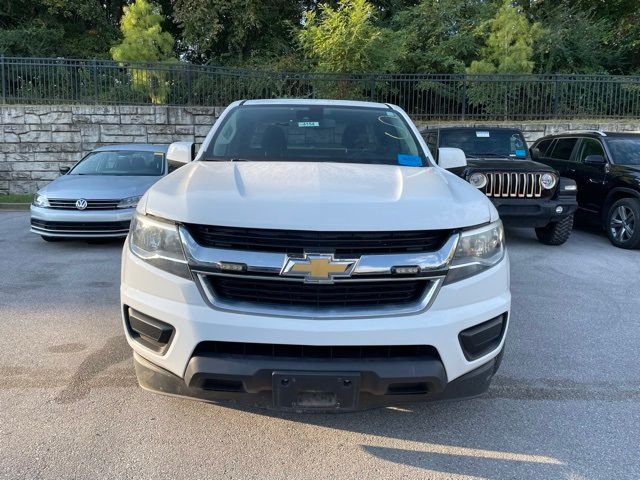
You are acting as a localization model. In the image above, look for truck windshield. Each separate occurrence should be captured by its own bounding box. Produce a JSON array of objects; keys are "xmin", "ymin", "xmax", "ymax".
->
[
  {"xmin": 439, "ymin": 129, "xmax": 529, "ymax": 159},
  {"xmin": 606, "ymin": 138, "xmax": 640, "ymax": 166},
  {"xmin": 70, "ymin": 151, "xmax": 165, "ymax": 176},
  {"xmin": 202, "ymin": 104, "xmax": 428, "ymax": 167}
]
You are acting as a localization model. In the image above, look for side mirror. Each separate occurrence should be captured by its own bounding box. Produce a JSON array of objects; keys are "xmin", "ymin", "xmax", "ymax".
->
[
  {"xmin": 584, "ymin": 154, "xmax": 606, "ymax": 165},
  {"xmin": 167, "ymin": 141, "xmax": 195, "ymax": 165},
  {"xmin": 530, "ymin": 147, "xmax": 541, "ymax": 160},
  {"xmin": 438, "ymin": 147, "xmax": 467, "ymax": 169},
  {"xmin": 59, "ymin": 165, "xmax": 70, "ymax": 175}
]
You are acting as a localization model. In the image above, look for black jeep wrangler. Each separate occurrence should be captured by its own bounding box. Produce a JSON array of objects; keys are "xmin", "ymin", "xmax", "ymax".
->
[{"xmin": 423, "ymin": 127, "xmax": 578, "ymax": 245}]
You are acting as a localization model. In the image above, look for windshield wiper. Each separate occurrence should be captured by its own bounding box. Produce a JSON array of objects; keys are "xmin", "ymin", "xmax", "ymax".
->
[{"xmin": 472, "ymin": 152, "xmax": 508, "ymax": 157}]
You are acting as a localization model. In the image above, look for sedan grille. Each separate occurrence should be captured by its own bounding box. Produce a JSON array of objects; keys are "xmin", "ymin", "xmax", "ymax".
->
[
  {"xmin": 206, "ymin": 276, "xmax": 431, "ymax": 309},
  {"xmin": 185, "ymin": 225, "xmax": 452, "ymax": 255},
  {"xmin": 31, "ymin": 219, "xmax": 131, "ymax": 233},
  {"xmin": 483, "ymin": 172, "xmax": 543, "ymax": 198},
  {"xmin": 48, "ymin": 199, "xmax": 121, "ymax": 210}
]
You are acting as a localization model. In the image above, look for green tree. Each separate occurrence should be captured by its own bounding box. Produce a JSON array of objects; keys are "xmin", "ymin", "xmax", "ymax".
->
[
  {"xmin": 299, "ymin": 0, "xmax": 399, "ymax": 74},
  {"xmin": 172, "ymin": 0, "xmax": 300, "ymax": 66},
  {"xmin": 468, "ymin": 0, "xmax": 542, "ymax": 74},
  {"xmin": 393, "ymin": 0, "xmax": 494, "ymax": 73},
  {"xmin": 0, "ymin": 0, "xmax": 120, "ymax": 58},
  {"xmin": 110, "ymin": 0, "xmax": 175, "ymax": 103}
]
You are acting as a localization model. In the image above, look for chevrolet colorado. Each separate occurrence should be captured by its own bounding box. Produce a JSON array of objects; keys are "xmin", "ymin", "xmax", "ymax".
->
[{"xmin": 121, "ymin": 99, "xmax": 511, "ymax": 411}]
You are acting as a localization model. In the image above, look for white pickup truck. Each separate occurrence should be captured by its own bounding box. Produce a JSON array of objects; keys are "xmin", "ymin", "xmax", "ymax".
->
[{"xmin": 121, "ymin": 99, "xmax": 510, "ymax": 411}]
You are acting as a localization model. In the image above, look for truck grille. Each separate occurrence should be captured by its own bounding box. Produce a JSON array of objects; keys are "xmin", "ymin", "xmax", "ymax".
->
[
  {"xmin": 185, "ymin": 225, "xmax": 451, "ymax": 255},
  {"xmin": 206, "ymin": 276, "xmax": 430, "ymax": 308},
  {"xmin": 48, "ymin": 199, "xmax": 121, "ymax": 210},
  {"xmin": 483, "ymin": 172, "xmax": 543, "ymax": 198}
]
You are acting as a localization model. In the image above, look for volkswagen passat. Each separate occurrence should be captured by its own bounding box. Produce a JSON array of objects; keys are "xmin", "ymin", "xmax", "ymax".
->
[{"xmin": 30, "ymin": 144, "xmax": 184, "ymax": 241}]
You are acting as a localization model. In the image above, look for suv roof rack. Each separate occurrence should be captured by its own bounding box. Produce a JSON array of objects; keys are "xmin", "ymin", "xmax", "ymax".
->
[{"xmin": 560, "ymin": 130, "xmax": 607, "ymax": 137}]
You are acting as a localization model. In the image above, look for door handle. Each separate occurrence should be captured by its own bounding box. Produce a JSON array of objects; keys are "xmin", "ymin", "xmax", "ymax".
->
[{"xmin": 567, "ymin": 168, "xmax": 576, "ymax": 173}]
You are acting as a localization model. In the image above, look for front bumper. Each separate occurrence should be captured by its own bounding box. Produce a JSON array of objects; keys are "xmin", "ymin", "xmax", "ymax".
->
[
  {"xmin": 121, "ymin": 242, "xmax": 511, "ymax": 410},
  {"xmin": 30, "ymin": 205, "xmax": 134, "ymax": 238},
  {"xmin": 491, "ymin": 195, "xmax": 577, "ymax": 227}
]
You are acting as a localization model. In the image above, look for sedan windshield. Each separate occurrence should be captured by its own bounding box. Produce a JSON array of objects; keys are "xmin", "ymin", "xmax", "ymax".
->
[
  {"xmin": 606, "ymin": 138, "xmax": 640, "ymax": 166},
  {"xmin": 70, "ymin": 150, "xmax": 165, "ymax": 176},
  {"xmin": 439, "ymin": 130, "xmax": 529, "ymax": 159},
  {"xmin": 202, "ymin": 105, "xmax": 427, "ymax": 167}
]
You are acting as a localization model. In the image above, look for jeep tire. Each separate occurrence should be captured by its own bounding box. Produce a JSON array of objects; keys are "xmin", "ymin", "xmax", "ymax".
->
[{"xmin": 535, "ymin": 214, "xmax": 573, "ymax": 245}]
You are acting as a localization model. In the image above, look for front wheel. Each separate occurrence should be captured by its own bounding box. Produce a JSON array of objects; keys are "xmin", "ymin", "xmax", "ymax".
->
[
  {"xmin": 535, "ymin": 214, "xmax": 574, "ymax": 245},
  {"xmin": 606, "ymin": 198, "xmax": 640, "ymax": 249}
]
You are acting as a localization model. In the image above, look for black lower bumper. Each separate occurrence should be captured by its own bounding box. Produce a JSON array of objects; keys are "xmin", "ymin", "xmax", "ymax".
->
[
  {"xmin": 133, "ymin": 350, "xmax": 501, "ymax": 412},
  {"xmin": 492, "ymin": 196, "xmax": 577, "ymax": 227}
]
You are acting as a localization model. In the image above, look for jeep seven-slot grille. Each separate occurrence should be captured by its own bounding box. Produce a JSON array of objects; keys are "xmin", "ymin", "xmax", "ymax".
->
[
  {"xmin": 207, "ymin": 276, "xmax": 430, "ymax": 308},
  {"xmin": 48, "ymin": 199, "xmax": 121, "ymax": 210},
  {"xmin": 483, "ymin": 172, "xmax": 543, "ymax": 198},
  {"xmin": 185, "ymin": 225, "xmax": 451, "ymax": 255}
]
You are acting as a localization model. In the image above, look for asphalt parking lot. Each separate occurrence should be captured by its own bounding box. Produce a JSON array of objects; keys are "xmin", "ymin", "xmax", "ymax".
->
[{"xmin": 1, "ymin": 211, "xmax": 639, "ymax": 480}]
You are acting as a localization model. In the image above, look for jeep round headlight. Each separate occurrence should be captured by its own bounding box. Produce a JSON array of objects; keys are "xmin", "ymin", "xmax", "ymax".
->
[
  {"xmin": 129, "ymin": 214, "xmax": 191, "ymax": 279},
  {"xmin": 540, "ymin": 173, "xmax": 556, "ymax": 190},
  {"xmin": 33, "ymin": 193, "xmax": 50, "ymax": 208},
  {"xmin": 445, "ymin": 220, "xmax": 505, "ymax": 284},
  {"xmin": 468, "ymin": 173, "xmax": 487, "ymax": 189}
]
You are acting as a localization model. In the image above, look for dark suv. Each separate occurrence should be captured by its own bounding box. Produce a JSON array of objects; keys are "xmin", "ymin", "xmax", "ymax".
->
[
  {"xmin": 531, "ymin": 131, "xmax": 640, "ymax": 249},
  {"xmin": 423, "ymin": 127, "xmax": 578, "ymax": 245}
]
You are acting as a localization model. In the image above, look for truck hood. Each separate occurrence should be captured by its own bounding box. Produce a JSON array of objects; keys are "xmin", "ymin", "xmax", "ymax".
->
[
  {"xmin": 145, "ymin": 161, "xmax": 495, "ymax": 231},
  {"xmin": 465, "ymin": 157, "xmax": 556, "ymax": 172},
  {"xmin": 40, "ymin": 174, "xmax": 161, "ymax": 200}
]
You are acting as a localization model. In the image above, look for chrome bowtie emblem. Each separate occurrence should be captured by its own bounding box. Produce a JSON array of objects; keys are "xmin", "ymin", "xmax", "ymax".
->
[
  {"xmin": 281, "ymin": 254, "xmax": 358, "ymax": 284},
  {"xmin": 75, "ymin": 198, "xmax": 88, "ymax": 210}
]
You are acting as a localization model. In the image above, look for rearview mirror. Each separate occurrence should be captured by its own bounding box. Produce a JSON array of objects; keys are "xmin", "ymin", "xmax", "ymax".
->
[
  {"xmin": 167, "ymin": 141, "xmax": 195, "ymax": 165},
  {"xmin": 584, "ymin": 154, "xmax": 606, "ymax": 165},
  {"xmin": 59, "ymin": 165, "xmax": 70, "ymax": 175},
  {"xmin": 438, "ymin": 147, "xmax": 467, "ymax": 169}
]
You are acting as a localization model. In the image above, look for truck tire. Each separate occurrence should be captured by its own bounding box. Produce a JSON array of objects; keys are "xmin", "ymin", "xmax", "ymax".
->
[
  {"xmin": 535, "ymin": 214, "xmax": 573, "ymax": 245},
  {"xmin": 606, "ymin": 198, "xmax": 640, "ymax": 249}
]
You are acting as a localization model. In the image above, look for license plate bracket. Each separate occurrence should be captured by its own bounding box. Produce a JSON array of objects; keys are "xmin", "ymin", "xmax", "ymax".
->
[{"xmin": 272, "ymin": 371, "xmax": 360, "ymax": 410}]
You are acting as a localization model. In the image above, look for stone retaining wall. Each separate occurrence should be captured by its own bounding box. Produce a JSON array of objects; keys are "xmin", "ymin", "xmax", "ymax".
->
[{"xmin": 1, "ymin": 104, "xmax": 639, "ymax": 195}]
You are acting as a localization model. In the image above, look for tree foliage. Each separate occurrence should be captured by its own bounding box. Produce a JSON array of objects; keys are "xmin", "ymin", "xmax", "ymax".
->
[
  {"xmin": 299, "ymin": 0, "xmax": 398, "ymax": 73},
  {"xmin": 468, "ymin": 0, "xmax": 542, "ymax": 74}
]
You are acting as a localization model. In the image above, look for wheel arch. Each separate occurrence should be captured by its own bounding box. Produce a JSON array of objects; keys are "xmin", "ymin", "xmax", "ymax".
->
[{"xmin": 601, "ymin": 188, "xmax": 640, "ymax": 226}]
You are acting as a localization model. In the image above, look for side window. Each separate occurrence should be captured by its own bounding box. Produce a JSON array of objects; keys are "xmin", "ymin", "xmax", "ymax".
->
[
  {"xmin": 424, "ymin": 132, "xmax": 437, "ymax": 158},
  {"xmin": 577, "ymin": 138, "xmax": 606, "ymax": 162},
  {"xmin": 536, "ymin": 139, "xmax": 553, "ymax": 155},
  {"xmin": 550, "ymin": 138, "xmax": 578, "ymax": 161},
  {"xmin": 167, "ymin": 160, "xmax": 183, "ymax": 174}
]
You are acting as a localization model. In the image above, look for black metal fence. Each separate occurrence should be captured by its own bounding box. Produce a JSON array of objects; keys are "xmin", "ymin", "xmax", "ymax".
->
[{"xmin": 2, "ymin": 56, "xmax": 640, "ymax": 121}]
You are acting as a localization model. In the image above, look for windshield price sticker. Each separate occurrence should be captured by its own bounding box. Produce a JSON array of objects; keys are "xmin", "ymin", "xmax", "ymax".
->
[{"xmin": 476, "ymin": 131, "xmax": 490, "ymax": 138}]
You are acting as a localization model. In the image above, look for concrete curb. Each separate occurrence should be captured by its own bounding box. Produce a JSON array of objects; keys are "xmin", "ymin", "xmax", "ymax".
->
[{"xmin": 0, "ymin": 203, "xmax": 30, "ymax": 211}]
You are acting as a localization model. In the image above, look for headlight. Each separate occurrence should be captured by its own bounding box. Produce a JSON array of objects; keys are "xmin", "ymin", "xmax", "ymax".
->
[
  {"xmin": 33, "ymin": 194, "xmax": 50, "ymax": 208},
  {"xmin": 129, "ymin": 214, "xmax": 191, "ymax": 279},
  {"xmin": 118, "ymin": 195, "xmax": 142, "ymax": 209},
  {"xmin": 540, "ymin": 173, "xmax": 556, "ymax": 190},
  {"xmin": 468, "ymin": 173, "xmax": 487, "ymax": 189},
  {"xmin": 445, "ymin": 220, "xmax": 505, "ymax": 284}
]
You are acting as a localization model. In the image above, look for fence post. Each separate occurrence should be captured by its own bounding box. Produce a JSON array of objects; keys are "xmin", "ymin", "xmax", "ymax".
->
[
  {"xmin": 92, "ymin": 58, "xmax": 98, "ymax": 104},
  {"xmin": 553, "ymin": 74, "xmax": 559, "ymax": 119},
  {"xmin": 461, "ymin": 75, "xmax": 467, "ymax": 121},
  {"xmin": 0, "ymin": 55, "xmax": 5, "ymax": 104},
  {"xmin": 370, "ymin": 73, "xmax": 376, "ymax": 102},
  {"xmin": 186, "ymin": 65, "xmax": 192, "ymax": 105}
]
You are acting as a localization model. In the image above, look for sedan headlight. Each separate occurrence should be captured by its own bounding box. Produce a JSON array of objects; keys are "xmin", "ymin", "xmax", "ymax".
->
[
  {"xmin": 445, "ymin": 220, "xmax": 505, "ymax": 284},
  {"xmin": 129, "ymin": 214, "xmax": 191, "ymax": 279},
  {"xmin": 540, "ymin": 173, "xmax": 557, "ymax": 190},
  {"xmin": 118, "ymin": 195, "xmax": 142, "ymax": 209},
  {"xmin": 33, "ymin": 194, "xmax": 50, "ymax": 208}
]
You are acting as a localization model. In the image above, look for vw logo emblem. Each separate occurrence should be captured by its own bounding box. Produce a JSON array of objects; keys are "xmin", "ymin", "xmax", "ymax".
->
[{"xmin": 75, "ymin": 198, "xmax": 88, "ymax": 210}]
